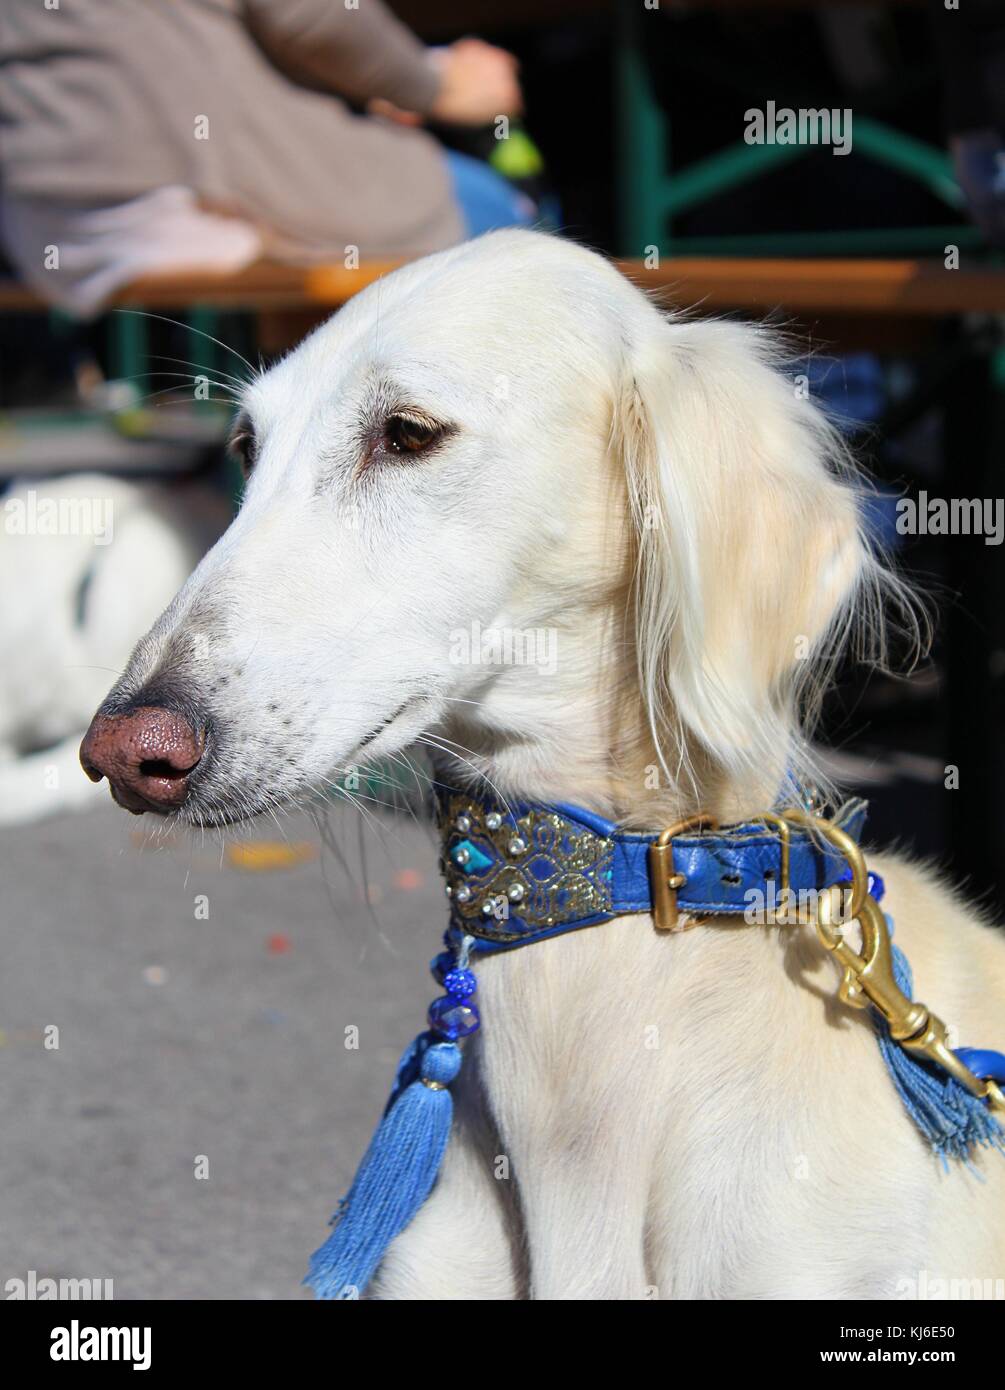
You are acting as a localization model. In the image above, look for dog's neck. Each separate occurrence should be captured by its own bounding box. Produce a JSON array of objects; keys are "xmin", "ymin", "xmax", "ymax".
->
[{"xmin": 436, "ymin": 640, "xmax": 755, "ymax": 830}]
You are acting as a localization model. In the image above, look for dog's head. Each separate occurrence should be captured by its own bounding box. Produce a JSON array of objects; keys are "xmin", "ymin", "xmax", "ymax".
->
[{"xmin": 81, "ymin": 230, "xmax": 895, "ymax": 825}]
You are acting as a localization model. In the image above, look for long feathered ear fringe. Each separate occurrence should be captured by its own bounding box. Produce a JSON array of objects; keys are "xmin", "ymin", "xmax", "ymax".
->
[
  {"xmin": 875, "ymin": 936, "xmax": 1004, "ymax": 1167},
  {"xmin": 304, "ymin": 1033, "xmax": 461, "ymax": 1300}
]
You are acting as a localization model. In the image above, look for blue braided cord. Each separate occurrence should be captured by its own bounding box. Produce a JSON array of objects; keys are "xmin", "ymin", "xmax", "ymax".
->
[
  {"xmin": 873, "ymin": 930, "xmax": 1004, "ymax": 1165},
  {"xmin": 385, "ymin": 940, "xmax": 476, "ymax": 1114}
]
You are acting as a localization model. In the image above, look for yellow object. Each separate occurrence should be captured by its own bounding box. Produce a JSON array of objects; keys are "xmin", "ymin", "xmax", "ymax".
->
[
  {"xmin": 226, "ymin": 841, "xmax": 317, "ymax": 872},
  {"xmin": 489, "ymin": 127, "xmax": 545, "ymax": 180},
  {"xmin": 112, "ymin": 407, "xmax": 155, "ymax": 438}
]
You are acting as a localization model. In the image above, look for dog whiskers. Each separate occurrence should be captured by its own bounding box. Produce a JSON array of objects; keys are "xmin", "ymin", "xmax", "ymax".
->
[
  {"xmin": 112, "ymin": 309, "xmax": 260, "ymax": 382},
  {"xmin": 415, "ymin": 732, "xmax": 513, "ymax": 818}
]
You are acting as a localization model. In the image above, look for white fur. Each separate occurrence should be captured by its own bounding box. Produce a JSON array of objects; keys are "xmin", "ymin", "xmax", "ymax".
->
[
  {"xmin": 95, "ymin": 231, "xmax": 1005, "ymax": 1298},
  {"xmin": 0, "ymin": 473, "xmax": 226, "ymax": 823}
]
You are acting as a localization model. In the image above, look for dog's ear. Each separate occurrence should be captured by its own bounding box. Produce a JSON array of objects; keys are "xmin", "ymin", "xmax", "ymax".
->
[{"xmin": 615, "ymin": 316, "xmax": 869, "ymax": 795}]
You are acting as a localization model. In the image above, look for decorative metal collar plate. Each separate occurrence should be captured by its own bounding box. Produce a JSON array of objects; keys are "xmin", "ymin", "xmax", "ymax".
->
[{"xmin": 437, "ymin": 791, "xmax": 615, "ymax": 944}]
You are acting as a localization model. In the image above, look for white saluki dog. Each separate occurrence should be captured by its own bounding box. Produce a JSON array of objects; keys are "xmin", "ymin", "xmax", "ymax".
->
[{"xmin": 80, "ymin": 230, "xmax": 1005, "ymax": 1298}]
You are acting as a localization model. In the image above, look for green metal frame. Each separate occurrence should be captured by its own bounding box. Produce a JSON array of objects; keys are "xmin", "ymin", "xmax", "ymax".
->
[
  {"xmin": 106, "ymin": 301, "xmax": 245, "ymax": 506},
  {"xmin": 106, "ymin": 304, "xmax": 219, "ymax": 399},
  {"xmin": 616, "ymin": 3, "xmax": 980, "ymax": 258},
  {"xmin": 109, "ymin": 309, "xmax": 149, "ymax": 386}
]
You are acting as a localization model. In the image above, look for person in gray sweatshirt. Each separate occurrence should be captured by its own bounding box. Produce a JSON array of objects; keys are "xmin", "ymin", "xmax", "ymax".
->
[{"xmin": 0, "ymin": 0, "xmax": 527, "ymax": 315}]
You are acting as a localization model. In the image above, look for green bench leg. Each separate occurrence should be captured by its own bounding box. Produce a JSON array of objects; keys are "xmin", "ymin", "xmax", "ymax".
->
[
  {"xmin": 109, "ymin": 309, "xmax": 149, "ymax": 386},
  {"xmin": 187, "ymin": 305, "xmax": 219, "ymax": 410},
  {"xmin": 616, "ymin": 1, "xmax": 669, "ymax": 256}
]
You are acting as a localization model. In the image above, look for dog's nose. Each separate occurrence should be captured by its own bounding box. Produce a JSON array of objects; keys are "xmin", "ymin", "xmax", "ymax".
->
[{"xmin": 80, "ymin": 706, "xmax": 205, "ymax": 814}]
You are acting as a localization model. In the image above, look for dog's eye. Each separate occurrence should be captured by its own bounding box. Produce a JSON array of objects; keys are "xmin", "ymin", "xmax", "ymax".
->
[
  {"xmin": 383, "ymin": 414, "xmax": 443, "ymax": 455},
  {"xmin": 228, "ymin": 417, "xmax": 258, "ymax": 479}
]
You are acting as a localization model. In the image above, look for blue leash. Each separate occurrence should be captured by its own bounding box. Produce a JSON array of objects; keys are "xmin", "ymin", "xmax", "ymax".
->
[{"xmin": 305, "ymin": 795, "xmax": 1005, "ymax": 1299}]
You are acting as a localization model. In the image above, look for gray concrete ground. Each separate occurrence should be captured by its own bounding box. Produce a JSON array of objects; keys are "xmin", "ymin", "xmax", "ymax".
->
[{"xmin": 0, "ymin": 799, "xmax": 443, "ymax": 1299}]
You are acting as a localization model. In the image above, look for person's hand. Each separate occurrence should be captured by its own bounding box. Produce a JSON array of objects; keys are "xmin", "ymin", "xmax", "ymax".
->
[
  {"xmin": 368, "ymin": 39, "xmax": 522, "ymax": 129},
  {"xmin": 429, "ymin": 38, "xmax": 522, "ymax": 125}
]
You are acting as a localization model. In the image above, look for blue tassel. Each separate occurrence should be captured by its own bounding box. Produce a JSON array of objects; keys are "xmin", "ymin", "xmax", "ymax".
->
[
  {"xmin": 874, "ymin": 937, "xmax": 1005, "ymax": 1165},
  {"xmin": 305, "ymin": 1036, "xmax": 461, "ymax": 1299}
]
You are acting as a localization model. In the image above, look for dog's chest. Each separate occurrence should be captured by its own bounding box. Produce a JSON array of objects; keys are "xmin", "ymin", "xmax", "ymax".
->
[{"xmin": 468, "ymin": 915, "xmax": 933, "ymax": 1296}]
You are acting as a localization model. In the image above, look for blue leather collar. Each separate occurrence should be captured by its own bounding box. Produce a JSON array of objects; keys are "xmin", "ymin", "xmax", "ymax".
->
[{"xmin": 436, "ymin": 786, "xmax": 868, "ymax": 954}]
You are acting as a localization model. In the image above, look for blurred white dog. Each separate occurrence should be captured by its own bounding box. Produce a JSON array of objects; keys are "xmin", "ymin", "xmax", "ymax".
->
[{"xmin": 0, "ymin": 472, "xmax": 226, "ymax": 823}]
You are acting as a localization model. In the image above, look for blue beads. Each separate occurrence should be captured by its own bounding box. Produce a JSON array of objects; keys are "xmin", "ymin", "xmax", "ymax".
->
[
  {"xmin": 430, "ymin": 951, "xmax": 454, "ymax": 985},
  {"xmin": 428, "ymin": 996, "xmax": 480, "ymax": 1040},
  {"xmin": 428, "ymin": 941, "xmax": 479, "ymax": 1040},
  {"xmin": 443, "ymin": 967, "xmax": 477, "ymax": 999}
]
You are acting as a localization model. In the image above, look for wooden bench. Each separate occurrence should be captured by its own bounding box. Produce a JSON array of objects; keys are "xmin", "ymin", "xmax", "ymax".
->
[
  {"xmin": 2, "ymin": 256, "xmax": 1003, "ymax": 316},
  {"xmin": 3, "ymin": 257, "xmax": 1002, "ymax": 365}
]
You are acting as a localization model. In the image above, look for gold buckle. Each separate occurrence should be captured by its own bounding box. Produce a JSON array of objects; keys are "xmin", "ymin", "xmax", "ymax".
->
[
  {"xmin": 649, "ymin": 813, "xmax": 717, "ymax": 931},
  {"xmin": 754, "ymin": 812, "xmax": 794, "ymax": 922}
]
